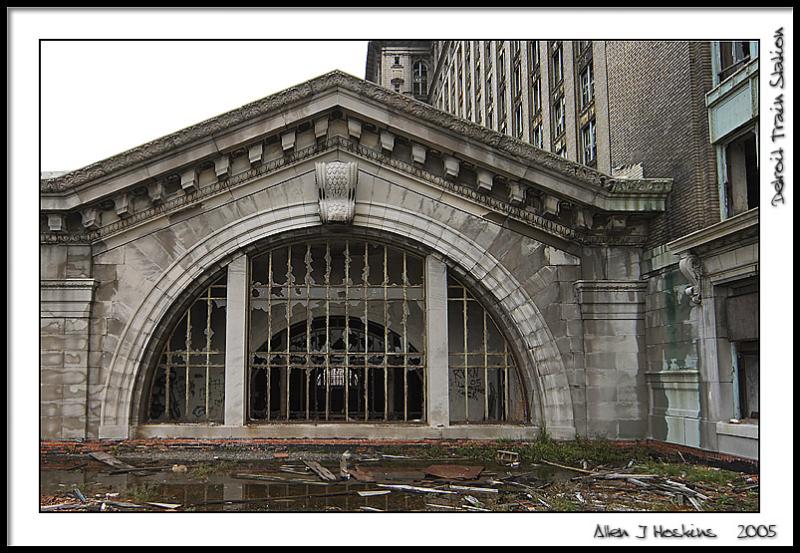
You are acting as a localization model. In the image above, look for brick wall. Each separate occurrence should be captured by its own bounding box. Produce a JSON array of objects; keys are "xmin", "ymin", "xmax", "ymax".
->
[{"xmin": 605, "ymin": 41, "xmax": 719, "ymax": 247}]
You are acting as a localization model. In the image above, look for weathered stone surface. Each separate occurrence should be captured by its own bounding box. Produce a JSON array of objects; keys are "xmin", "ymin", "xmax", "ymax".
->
[{"xmin": 37, "ymin": 68, "xmax": 746, "ymax": 460}]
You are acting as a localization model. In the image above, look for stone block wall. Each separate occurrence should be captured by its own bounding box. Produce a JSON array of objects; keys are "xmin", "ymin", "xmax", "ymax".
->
[
  {"xmin": 641, "ymin": 247, "xmax": 703, "ymax": 448},
  {"xmin": 40, "ymin": 244, "xmax": 94, "ymax": 440}
]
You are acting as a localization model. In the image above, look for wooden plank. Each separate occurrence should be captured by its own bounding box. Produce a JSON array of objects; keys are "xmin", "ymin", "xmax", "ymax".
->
[
  {"xmin": 302, "ymin": 460, "xmax": 338, "ymax": 481},
  {"xmin": 88, "ymin": 451, "xmax": 136, "ymax": 470}
]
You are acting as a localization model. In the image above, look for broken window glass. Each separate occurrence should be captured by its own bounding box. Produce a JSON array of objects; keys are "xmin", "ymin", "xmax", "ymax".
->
[
  {"xmin": 248, "ymin": 240, "xmax": 426, "ymax": 423},
  {"xmin": 447, "ymin": 276, "xmax": 526, "ymax": 424},
  {"xmin": 147, "ymin": 274, "xmax": 227, "ymax": 423}
]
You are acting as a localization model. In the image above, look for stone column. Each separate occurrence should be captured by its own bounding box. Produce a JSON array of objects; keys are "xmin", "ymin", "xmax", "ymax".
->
[
  {"xmin": 224, "ymin": 253, "xmax": 249, "ymax": 427},
  {"xmin": 425, "ymin": 254, "xmax": 449, "ymax": 427}
]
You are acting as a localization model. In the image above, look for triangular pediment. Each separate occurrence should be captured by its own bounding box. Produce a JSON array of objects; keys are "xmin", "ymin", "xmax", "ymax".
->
[{"xmin": 41, "ymin": 70, "xmax": 671, "ymax": 246}]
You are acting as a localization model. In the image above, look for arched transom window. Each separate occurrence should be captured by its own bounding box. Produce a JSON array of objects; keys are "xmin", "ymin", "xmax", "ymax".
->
[{"xmin": 145, "ymin": 237, "xmax": 529, "ymax": 426}]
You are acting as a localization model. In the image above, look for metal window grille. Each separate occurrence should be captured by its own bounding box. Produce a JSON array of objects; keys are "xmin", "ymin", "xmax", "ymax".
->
[
  {"xmin": 248, "ymin": 240, "xmax": 426, "ymax": 423},
  {"xmin": 147, "ymin": 275, "xmax": 228, "ymax": 422},
  {"xmin": 446, "ymin": 276, "xmax": 525, "ymax": 423}
]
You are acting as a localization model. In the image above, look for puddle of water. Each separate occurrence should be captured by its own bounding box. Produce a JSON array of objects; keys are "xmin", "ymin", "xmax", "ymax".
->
[{"xmin": 41, "ymin": 459, "xmax": 572, "ymax": 512}]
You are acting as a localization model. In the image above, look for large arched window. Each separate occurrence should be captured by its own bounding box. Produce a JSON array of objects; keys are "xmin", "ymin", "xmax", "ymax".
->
[
  {"xmin": 248, "ymin": 240, "xmax": 426, "ymax": 422},
  {"xmin": 146, "ymin": 275, "xmax": 227, "ymax": 423},
  {"xmin": 144, "ymin": 236, "xmax": 529, "ymax": 428}
]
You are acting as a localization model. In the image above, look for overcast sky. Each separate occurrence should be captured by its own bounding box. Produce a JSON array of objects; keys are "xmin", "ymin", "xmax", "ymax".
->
[{"xmin": 41, "ymin": 41, "xmax": 369, "ymax": 172}]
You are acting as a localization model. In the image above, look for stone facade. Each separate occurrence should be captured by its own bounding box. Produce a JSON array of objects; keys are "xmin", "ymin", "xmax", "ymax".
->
[{"xmin": 39, "ymin": 57, "xmax": 758, "ymax": 461}]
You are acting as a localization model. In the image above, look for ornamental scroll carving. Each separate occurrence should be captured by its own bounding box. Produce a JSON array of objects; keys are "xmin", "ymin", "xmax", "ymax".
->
[
  {"xmin": 316, "ymin": 161, "xmax": 357, "ymax": 224},
  {"xmin": 678, "ymin": 254, "xmax": 703, "ymax": 305}
]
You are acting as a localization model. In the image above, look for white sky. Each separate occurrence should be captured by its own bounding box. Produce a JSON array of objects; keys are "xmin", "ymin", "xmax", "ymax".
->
[{"xmin": 41, "ymin": 41, "xmax": 369, "ymax": 171}]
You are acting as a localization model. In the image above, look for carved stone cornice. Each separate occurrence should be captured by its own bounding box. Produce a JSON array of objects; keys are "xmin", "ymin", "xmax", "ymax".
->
[
  {"xmin": 40, "ymin": 136, "xmax": 654, "ymax": 247},
  {"xmin": 666, "ymin": 207, "xmax": 759, "ymax": 256},
  {"xmin": 40, "ymin": 70, "xmax": 671, "ymax": 197}
]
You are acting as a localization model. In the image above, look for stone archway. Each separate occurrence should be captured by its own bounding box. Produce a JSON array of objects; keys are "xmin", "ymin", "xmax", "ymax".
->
[{"xmin": 99, "ymin": 199, "xmax": 575, "ymax": 439}]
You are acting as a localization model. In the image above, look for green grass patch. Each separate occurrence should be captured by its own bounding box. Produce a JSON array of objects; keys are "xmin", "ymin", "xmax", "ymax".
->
[
  {"xmin": 189, "ymin": 460, "xmax": 236, "ymax": 479},
  {"xmin": 127, "ymin": 482, "xmax": 162, "ymax": 503}
]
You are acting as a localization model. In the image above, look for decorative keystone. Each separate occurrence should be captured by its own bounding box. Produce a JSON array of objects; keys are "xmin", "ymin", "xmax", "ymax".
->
[
  {"xmin": 281, "ymin": 131, "xmax": 296, "ymax": 152},
  {"xmin": 678, "ymin": 254, "xmax": 703, "ymax": 305},
  {"xmin": 476, "ymin": 169, "xmax": 494, "ymax": 193},
  {"xmin": 214, "ymin": 155, "xmax": 230, "ymax": 180},
  {"xmin": 180, "ymin": 168, "xmax": 198, "ymax": 194},
  {"xmin": 316, "ymin": 161, "xmax": 357, "ymax": 224},
  {"xmin": 443, "ymin": 155, "xmax": 460, "ymax": 179},
  {"xmin": 248, "ymin": 143, "xmax": 264, "ymax": 165},
  {"xmin": 380, "ymin": 130, "xmax": 395, "ymax": 152}
]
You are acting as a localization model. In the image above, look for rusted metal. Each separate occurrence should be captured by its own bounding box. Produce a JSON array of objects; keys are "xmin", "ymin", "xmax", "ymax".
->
[{"xmin": 447, "ymin": 278, "xmax": 521, "ymax": 423}]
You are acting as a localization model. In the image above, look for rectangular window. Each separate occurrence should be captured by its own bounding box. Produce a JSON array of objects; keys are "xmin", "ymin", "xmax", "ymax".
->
[
  {"xmin": 723, "ymin": 131, "xmax": 759, "ymax": 217},
  {"xmin": 497, "ymin": 45, "xmax": 506, "ymax": 84},
  {"xmin": 531, "ymin": 123, "xmax": 543, "ymax": 148},
  {"xmin": 718, "ymin": 41, "xmax": 751, "ymax": 81},
  {"xmin": 498, "ymin": 83, "xmax": 507, "ymax": 134},
  {"xmin": 579, "ymin": 64, "xmax": 594, "ymax": 110},
  {"xmin": 551, "ymin": 43, "xmax": 564, "ymax": 85},
  {"xmin": 531, "ymin": 77, "xmax": 541, "ymax": 113},
  {"xmin": 553, "ymin": 96, "xmax": 565, "ymax": 137},
  {"xmin": 513, "ymin": 103, "xmax": 524, "ymax": 139},
  {"xmin": 581, "ymin": 119, "xmax": 597, "ymax": 165},
  {"xmin": 248, "ymin": 241, "xmax": 426, "ymax": 423},
  {"xmin": 512, "ymin": 60, "xmax": 522, "ymax": 96},
  {"xmin": 529, "ymin": 40, "xmax": 540, "ymax": 70}
]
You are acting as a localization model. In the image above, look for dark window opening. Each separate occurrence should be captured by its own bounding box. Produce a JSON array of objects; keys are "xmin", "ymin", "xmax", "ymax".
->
[
  {"xmin": 147, "ymin": 275, "xmax": 228, "ymax": 423},
  {"xmin": 447, "ymin": 276, "xmax": 526, "ymax": 423},
  {"xmin": 735, "ymin": 341, "xmax": 759, "ymax": 420},
  {"xmin": 248, "ymin": 240, "xmax": 426, "ymax": 423},
  {"xmin": 718, "ymin": 41, "xmax": 751, "ymax": 81},
  {"xmin": 724, "ymin": 132, "xmax": 759, "ymax": 217}
]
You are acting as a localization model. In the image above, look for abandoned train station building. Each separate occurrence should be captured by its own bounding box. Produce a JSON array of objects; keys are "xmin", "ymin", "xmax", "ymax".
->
[{"xmin": 40, "ymin": 40, "xmax": 760, "ymax": 459}]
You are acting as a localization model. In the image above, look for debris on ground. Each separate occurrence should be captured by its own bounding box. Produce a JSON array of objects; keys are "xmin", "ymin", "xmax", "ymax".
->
[
  {"xmin": 496, "ymin": 450, "xmax": 520, "ymax": 468},
  {"xmin": 302, "ymin": 460, "xmax": 338, "ymax": 482},
  {"xmin": 41, "ymin": 440, "xmax": 759, "ymax": 512},
  {"xmin": 423, "ymin": 464, "xmax": 483, "ymax": 480}
]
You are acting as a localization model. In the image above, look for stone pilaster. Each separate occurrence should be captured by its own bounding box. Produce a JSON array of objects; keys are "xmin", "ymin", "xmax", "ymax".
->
[
  {"xmin": 224, "ymin": 254, "xmax": 249, "ymax": 427},
  {"xmin": 575, "ymin": 279, "xmax": 648, "ymax": 439},
  {"xmin": 40, "ymin": 278, "xmax": 97, "ymax": 440},
  {"xmin": 425, "ymin": 254, "xmax": 449, "ymax": 427}
]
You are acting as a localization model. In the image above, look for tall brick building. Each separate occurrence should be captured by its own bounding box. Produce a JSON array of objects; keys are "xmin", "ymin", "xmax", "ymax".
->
[{"xmin": 366, "ymin": 40, "xmax": 760, "ymax": 457}]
